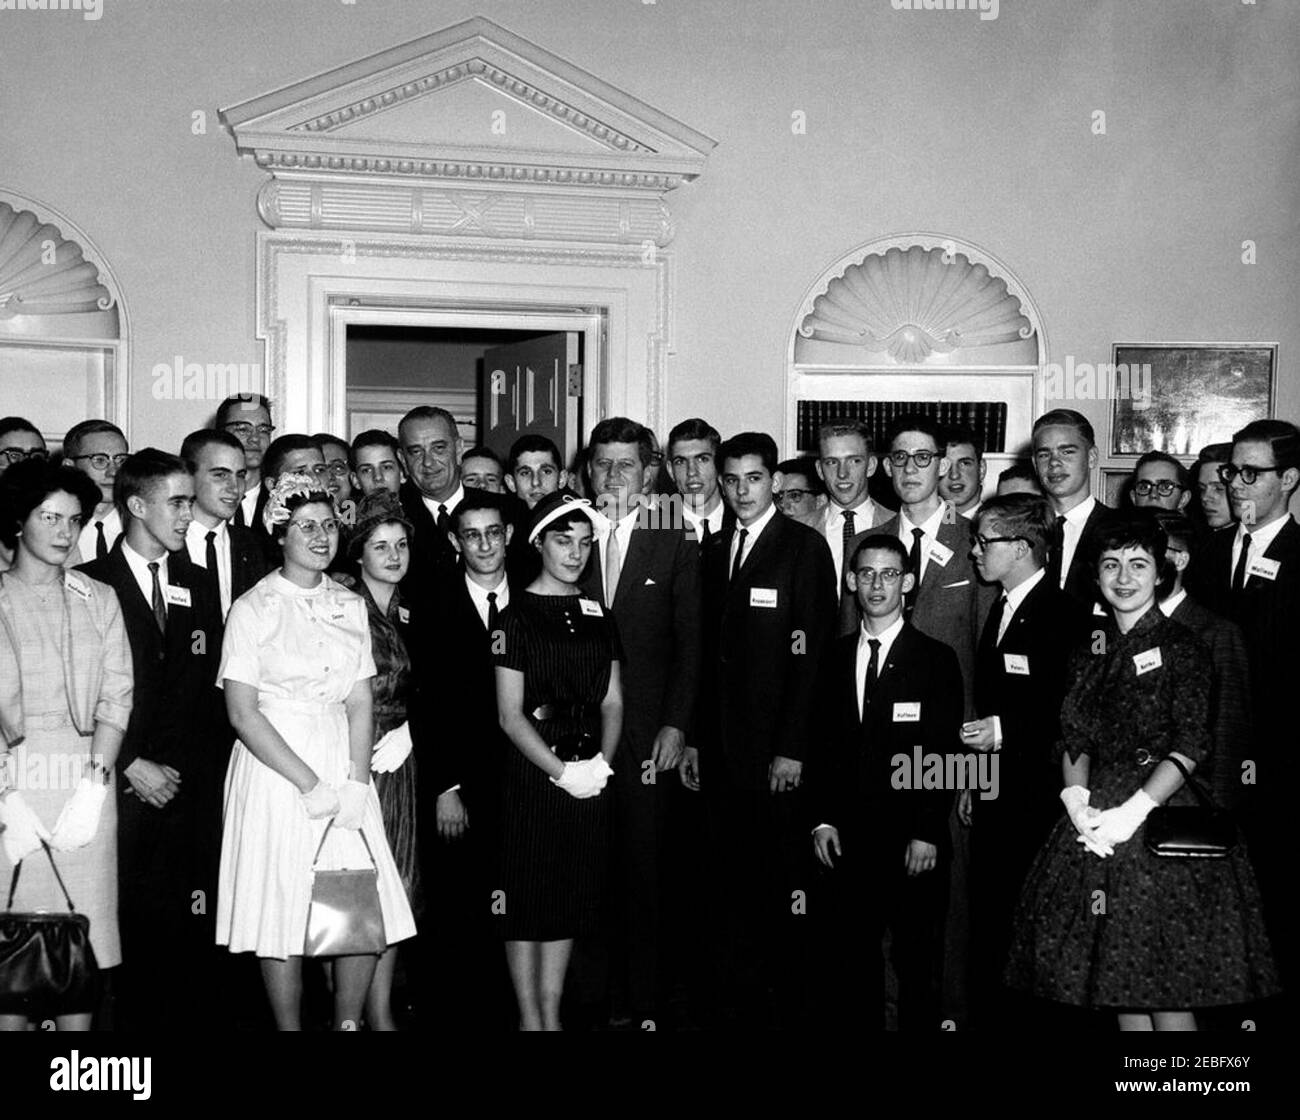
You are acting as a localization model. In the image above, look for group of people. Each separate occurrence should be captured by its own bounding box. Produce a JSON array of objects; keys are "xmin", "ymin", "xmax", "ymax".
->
[{"xmin": 0, "ymin": 397, "xmax": 1293, "ymax": 1031}]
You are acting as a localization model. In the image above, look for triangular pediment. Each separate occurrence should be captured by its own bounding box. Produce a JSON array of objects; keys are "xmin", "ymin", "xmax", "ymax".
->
[{"xmin": 221, "ymin": 16, "xmax": 715, "ymax": 187}]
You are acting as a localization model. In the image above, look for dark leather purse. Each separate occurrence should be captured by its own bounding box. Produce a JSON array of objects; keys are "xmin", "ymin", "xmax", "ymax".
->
[
  {"xmin": 303, "ymin": 821, "xmax": 386, "ymax": 958},
  {"xmin": 0, "ymin": 841, "xmax": 99, "ymax": 1016},
  {"xmin": 1144, "ymin": 755, "xmax": 1236, "ymax": 859}
]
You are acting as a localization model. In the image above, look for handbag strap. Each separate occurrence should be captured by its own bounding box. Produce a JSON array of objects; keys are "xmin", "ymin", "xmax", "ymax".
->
[
  {"xmin": 1162, "ymin": 754, "xmax": 1219, "ymax": 811},
  {"xmin": 6, "ymin": 840, "xmax": 77, "ymax": 913},
  {"xmin": 310, "ymin": 819, "xmax": 377, "ymax": 870}
]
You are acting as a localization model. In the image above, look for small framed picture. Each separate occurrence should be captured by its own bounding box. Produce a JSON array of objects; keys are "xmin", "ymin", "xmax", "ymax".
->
[
  {"xmin": 1100, "ymin": 467, "xmax": 1133, "ymax": 509},
  {"xmin": 1109, "ymin": 343, "xmax": 1277, "ymax": 458}
]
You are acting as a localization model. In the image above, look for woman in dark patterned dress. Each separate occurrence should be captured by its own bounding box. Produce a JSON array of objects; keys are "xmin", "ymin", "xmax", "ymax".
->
[
  {"xmin": 494, "ymin": 491, "xmax": 623, "ymax": 1031},
  {"xmin": 337, "ymin": 490, "xmax": 421, "ymax": 1030},
  {"xmin": 1005, "ymin": 513, "xmax": 1279, "ymax": 1029}
]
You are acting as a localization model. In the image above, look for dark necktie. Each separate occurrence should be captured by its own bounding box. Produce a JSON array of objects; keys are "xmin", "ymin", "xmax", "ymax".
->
[
  {"xmin": 437, "ymin": 503, "xmax": 450, "ymax": 535},
  {"xmin": 700, "ymin": 520, "xmax": 712, "ymax": 547},
  {"xmin": 1046, "ymin": 514, "xmax": 1067, "ymax": 588},
  {"xmin": 95, "ymin": 520, "xmax": 108, "ymax": 560},
  {"xmin": 841, "ymin": 509, "xmax": 856, "ymax": 581},
  {"xmin": 730, "ymin": 528, "xmax": 749, "ymax": 582},
  {"xmin": 1231, "ymin": 532, "xmax": 1253, "ymax": 594},
  {"xmin": 148, "ymin": 561, "xmax": 167, "ymax": 633},
  {"xmin": 486, "ymin": 590, "xmax": 499, "ymax": 634},
  {"xmin": 862, "ymin": 637, "xmax": 881, "ymax": 716},
  {"xmin": 904, "ymin": 527, "xmax": 924, "ymax": 616},
  {"xmin": 232, "ymin": 500, "xmax": 246, "ymax": 529},
  {"xmin": 205, "ymin": 529, "xmax": 218, "ymax": 575},
  {"xmin": 984, "ymin": 592, "xmax": 1008, "ymax": 649}
]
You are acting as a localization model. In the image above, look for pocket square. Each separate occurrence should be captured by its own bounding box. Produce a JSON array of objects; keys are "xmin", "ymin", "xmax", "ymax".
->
[
  {"xmin": 644, "ymin": 577, "xmax": 656, "ymax": 585},
  {"xmin": 941, "ymin": 579, "xmax": 970, "ymax": 588}
]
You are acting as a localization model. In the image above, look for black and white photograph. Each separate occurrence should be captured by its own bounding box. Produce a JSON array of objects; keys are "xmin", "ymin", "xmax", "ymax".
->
[{"xmin": 0, "ymin": 0, "xmax": 1294, "ymax": 1104}]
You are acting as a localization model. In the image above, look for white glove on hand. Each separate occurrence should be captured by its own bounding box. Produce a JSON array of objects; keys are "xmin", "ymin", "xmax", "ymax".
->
[
  {"xmin": 49, "ymin": 780, "xmax": 107, "ymax": 852},
  {"xmin": 335, "ymin": 779, "xmax": 369, "ymax": 830},
  {"xmin": 0, "ymin": 791, "xmax": 51, "ymax": 864},
  {"xmin": 370, "ymin": 722, "xmax": 413, "ymax": 774},
  {"xmin": 551, "ymin": 759, "xmax": 604, "ymax": 799},
  {"xmin": 588, "ymin": 754, "xmax": 613, "ymax": 785},
  {"xmin": 1088, "ymin": 788, "xmax": 1158, "ymax": 848},
  {"xmin": 300, "ymin": 780, "xmax": 340, "ymax": 820},
  {"xmin": 1061, "ymin": 784, "xmax": 1113, "ymax": 858}
]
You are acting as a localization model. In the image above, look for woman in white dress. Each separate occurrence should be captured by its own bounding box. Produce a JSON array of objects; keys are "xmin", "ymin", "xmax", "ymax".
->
[{"xmin": 216, "ymin": 473, "xmax": 416, "ymax": 1030}]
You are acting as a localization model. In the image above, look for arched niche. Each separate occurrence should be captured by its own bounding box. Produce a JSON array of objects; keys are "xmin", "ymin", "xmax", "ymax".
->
[
  {"xmin": 0, "ymin": 190, "xmax": 128, "ymax": 443},
  {"xmin": 786, "ymin": 233, "xmax": 1047, "ymax": 485}
]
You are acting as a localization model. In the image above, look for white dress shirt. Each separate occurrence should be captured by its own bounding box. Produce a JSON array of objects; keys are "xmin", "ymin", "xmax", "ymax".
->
[
  {"xmin": 961, "ymin": 502, "xmax": 982, "ymax": 521},
  {"xmin": 1159, "ymin": 587, "xmax": 1188, "ymax": 618},
  {"xmin": 823, "ymin": 498, "xmax": 878, "ymax": 593},
  {"xmin": 729, "ymin": 501, "xmax": 778, "ymax": 575},
  {"xmin": 422, "ymin": 484, "xmax": 465, "ymax": 522},
  {"xmin": 72, "ymin": 506, "xmax": 122, "ymax": 567},
  {"xmin": 187, "ymin": 518, "xmax": 232, "ymax": 616},
  {"xmin": 998, "ymin": 567, "xmax": 1046, "ymax": 646},
  {"xmin": 856, "ymin": 614, "xmax": 905, "ymax": 720},
  {"xmin": 465, "ymin": 571, "xmax": 509, "ymax": 631},
  {"xmin": 896, "ymin": 503, "xmax": 948, "ymax": 585},
  {"xmin": 682, "ymin": 497, "xmax": 725, "ymax": 540},
  {"xmin": 1056, "ymin": 495, "xmax": 1097, "ymax": 589},
  {"xmin": 120, "ymin": 539, "xmax": 171, "ymax": 612},
  {"xmin": 238, "ymin": 486, "xmax": 260, "ymax": 530},
  {"xmin": 1230, "ymin": 512, "xmax": 1291, "ymax": 580}
]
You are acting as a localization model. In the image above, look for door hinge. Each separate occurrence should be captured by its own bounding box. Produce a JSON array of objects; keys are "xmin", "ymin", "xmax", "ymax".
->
[{"xmin": 567, "ymin": 364, "xmax": 583, "ymax": 398}]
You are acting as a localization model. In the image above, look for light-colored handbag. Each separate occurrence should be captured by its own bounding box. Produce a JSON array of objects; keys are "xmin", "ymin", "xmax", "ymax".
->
[{"xmin": 304, "ymin": 820, "xmax": 386, "ymax": 957}]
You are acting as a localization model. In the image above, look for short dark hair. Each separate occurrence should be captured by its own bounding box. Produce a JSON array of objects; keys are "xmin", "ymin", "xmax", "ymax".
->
[
  {"xmin": 976, "ymin": 493, "xmax": 1054, "ymax": 564},
  {"xmin": 1087, "ymin": 509, "xmax": 1175, "ymax": 599},
  {"xmin": 63, "ymin": 419, "xmax": 125, "ymax": 460},
  {"xmin": 588, "ymin": 417, "xmax": 653, "ymax": 468},
  {"xmin": 1194, "ymin": 442, "xmax": 1232, "ymax": 468},
  {"xmin": 849, "ymin": 532, "xmax": 911, "ymax": 574},
  {"xmin": 215, "ymin": 394, "xmax": 272, "ymax": 428},
  {"xmin": 1033, "ymin": 408, "xmax": 1096, "ymax": 448},
  {"xmin": 1134, "ymin": 450, "xmax": 1190, "ymax": 491},
  {"xmin": 263, "ymin": 434, "xmax": 321, "ymax": 481},
  {"xmin": 1154, "ymin": 511, "xmax": 1195, "ymax": 553},
  {"xmin": 313, "ymin": 433, "xmax": 351, "ymax": 460},
  {"xmin": 461, "ymin": 445, "xmax": 505, "ymax": 469},
  {"xmin": 1232, "ymin": 418, "xmax": 1300, "ymax": 479},
  {"xmin": 179, "ymin": 428, "xmax": 244, "ymax": 473},
  {"xmin": 0, "ymin": 458, "xmax": 100, "ymax": 551},
  {"xmin": 942, "ymin": 424, "xmax": 984, "ymax": 459},
  {"xmin": 667, "ymin": 418, "xmax": 721, "ymax": 457},
  {"xmin": 351, "ymin": 429, "xmax": 400, "ymax": 458},
  {"xmin": 398, "ymin": 406, "xmax": 459, "ymax": 438},
  {"xmin": 776, "ymin": 457, "xmax": 825, "ymax": 494},
  {"xmin": 718, "ymin": 432, "xmax": 779, "ymax": 475},
  {"xmin": 0, "ymin": 416, "xmax": 42, "ymax": 444},
  {"xmin": 507, "ymin": 434, "xmax": 562, "ymax": 472},
  {"xmin": 997, "ymin": 461, "xmax": 1041, "ymax": 490},
  {"xmin": 450, "ymin": 488, "xmax": 509, "ymax": 533},
  {"xmin": 816, "ymin": 418, "xmax": 873, "ymax": 454},
  {"xmin": 883, "ymin": 413, "xmax": 945, "ymax": 451},
  {"xmin": 114, "ymin": 449, "xmax": 189, "ymax": 517}
]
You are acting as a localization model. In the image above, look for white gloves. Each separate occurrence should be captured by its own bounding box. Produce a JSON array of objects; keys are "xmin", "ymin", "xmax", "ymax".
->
[
  {"xmin": 1088, "ymin": 788, "xmax": 1157, "ymax": 848},
  {"xmin": 335, "ymin": 779, "xmax": 369, "ymax": 830},
  {"xmin": 300, "ymin": 780, "xmax": 340, "ymax": 820},
  {"xmin": 49, "ymin": 780, "xmax": 107, "ymax": 852},
  {"xmin": 1061, "ymin": 784, "xmax": 1112, "ymax": 858},
  {"xmin": 371, "ymin": 722, "xmax": 413, "ymax": 774},
  {"xmin": 0, "ymin": 790, "xmax": 51, "ymax": 864},
  {"xmin": 552, "ymin": 754, "xmax": 613, "ymax": 799}
]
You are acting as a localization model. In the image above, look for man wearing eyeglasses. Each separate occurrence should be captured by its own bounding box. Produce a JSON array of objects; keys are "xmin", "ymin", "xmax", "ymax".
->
[
  {"xmin": 1129, "ymin": 451, "xmax": 1191, "ymax": 512},
  {"xmin": 1199, "ymin": 418, "xmax": 1300, "ymax": 997},
  {"xmin": 959, "ymin": 493, "xmax": 1089, "ymax": 1028},
  {"xmin": 0, "ymin": 416, "xmax": 47, "ymax": 479},
  {"xmin": 63, "ymin": 419, "xmax": 129, "ymax": 565},
  {"xmin": 774, "ymin": 458, "xmax": 827, "ymax": 527},
  {"xmin": 214, "ymin": 394, "xmax": 275, "ymax": 531}
]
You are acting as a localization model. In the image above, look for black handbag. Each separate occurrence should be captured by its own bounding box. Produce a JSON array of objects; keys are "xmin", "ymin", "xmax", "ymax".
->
[
  {"xmin": 303, "ymin": 820, "xmax": 386, "ymax": 958},
  {"xmin": 0, "ymin": 841, "xmax": 99, "ymax": 1016},
  {"xmin": 1144, "ymin": 755, "xmax": 1236, "ymax": 859}
]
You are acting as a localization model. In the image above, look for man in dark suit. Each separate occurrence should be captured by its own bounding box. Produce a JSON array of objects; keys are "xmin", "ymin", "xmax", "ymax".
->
[
  {"xmin": 1031, "ymin": 409, "xmax": 1116, "ymax": 608},
  {"xmin": 579, "ymin": 417, "xmax": 701, "ymax": 1028},
  {"xmin": 812, "ymin": 533, "xmax": 964, "ymax": 1030},
  {"xmin": 397, "ymin": 406, "xmax": 465, "ymax": 580},
  {"xmin": 214, "ymin": 393, "xmax": 274, "ymax": 532},
  {"xmin": 1198, "ymin": 419, "xmax": 1300, "ymax": 993},
  {"xmin": 960, "ymin": 493, "xmax": 1090, "ymax": 1026},
  {"xmin": 697, "ymin": 431, "xmax": 836, "ymax": 1026},
  {"xmin": 503, "ymin": 433, "xmax": 568, "ymax": 589},
  {"xmin": 78, "ymin": 449, "xmax": 223, "ymax": 1030}
]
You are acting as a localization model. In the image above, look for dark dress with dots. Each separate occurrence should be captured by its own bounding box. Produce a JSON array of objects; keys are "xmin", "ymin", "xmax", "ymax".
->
[
  {"xmin": 493, "ymin": 590, "xmax": 622, "ymax": 941},
  {"xmin": 1003, "ymin": 608, "xmax": 1279, "ymax": 1008}
]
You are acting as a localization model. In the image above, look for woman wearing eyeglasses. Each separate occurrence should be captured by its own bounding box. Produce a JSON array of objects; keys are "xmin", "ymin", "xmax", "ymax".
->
[
  {"xmin": 216, "ymin": 473, "xmax": 416, "ymax": 1030},
  {"xmin": 1004, "ymin": 511, "xmax": 1278, "ymax": 1030}
]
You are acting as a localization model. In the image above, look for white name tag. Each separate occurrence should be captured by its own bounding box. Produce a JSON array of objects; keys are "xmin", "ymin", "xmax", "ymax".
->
[
  {"xmin": 1133, "ymin": 647, "xmax": 1163, "ymax": 675},
  {"xmin": 750, "ymin": 587, "xmax": 778, "ymax": 608},
  {"xmin": 64, "ymin": 574, "xmax": 91, "ymax": 601},
  {"xmin": 893, "ymin": 701, "xmax": 921, "ymax": 722},
  {"xmin": 165, "ymin": 585, "xmax": 191, "ymax": 608},
  {"xmin": 1003, "ymin": 653, "xmax": 1030, "ymax": 676},
  {"xmin": 397, "ymin": 606, "xmax": 410, "ymax": 624},
  {"xmin": 927, "ymin": 540, "xmax": 953, "ymax": 568},
  {"xmin": 1247, "ymin": 556, "xmax": 1280, "ymax": 582},
  {"xmin": 578, "ymin": 598, "xmax": 604, "ymax": 617}
]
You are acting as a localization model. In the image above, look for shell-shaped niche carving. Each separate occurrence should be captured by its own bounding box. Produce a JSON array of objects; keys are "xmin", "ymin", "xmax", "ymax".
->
[
  {"xmin": 0, "ymin": 202, "xmax": 116, "ymax": 321},
  {"xmin": 798, "ymin": 245, "xmax": 1033, "ymax": 361}
]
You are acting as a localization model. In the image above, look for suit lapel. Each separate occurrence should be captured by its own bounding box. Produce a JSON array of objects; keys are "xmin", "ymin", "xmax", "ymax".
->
[{"xmin": 613, "ymin": 525, "xmax": 651, "ymax": 611}]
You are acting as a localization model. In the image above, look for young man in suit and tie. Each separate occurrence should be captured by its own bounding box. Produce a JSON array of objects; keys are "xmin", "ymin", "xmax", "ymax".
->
[
  {"xmin": 698, "ymin": 431, "xmax": 836, "ymax": 1026},
  {"xmin": 78, "ymin": 450, "xmax": 223, "ymax": 1030},
  {"xmin": 503, "ymin": 434, "xmax": 568, "ymax": 589},
  {"xmin": 960, "ymin": 493, "xmax": 1090, "ymax": 1026},
  {"xmin": 214, "ymin": 394, "xmax": 274, "ymax": 532},
  {"xmin": 580, "ymin": 417, "xmax": 702, "ymax": 1028},
  {"xmin": 939, "ymin": 424, "xmax": 987, "ymax": 521},
  {"xmin": 63, "ymin": 419, "xmax": 129, "ymax": 565},
  {"xmin": 667, "ymin": 418, "xmax": 731, "ymax": 551},
  {"xmin": 397, "ymin": 406, "xmax": 465, "ymax": 580},
  {"xmin": 350, "ymin": 429, "xmax": 404, "ymax": 499},
  {"xmin": 1031, "ymin": 408, "xmax": 1115, "ymax": 607},
  {"xmin": 1199, "ymin": 418, "xmax": 1300, "ymax": 994},
  {"xmin": 812, "ymin": 534, "xmax": 964, "ymax": 1030},
  {"xmin": 810, "ymin": 419, "xmax": 891, "ymax": 635}
]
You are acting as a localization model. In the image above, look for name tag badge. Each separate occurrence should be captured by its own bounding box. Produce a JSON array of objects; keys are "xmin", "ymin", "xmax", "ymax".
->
[
  {"xmin": 164, "ymin": 585, "xmax": 192, "ymax": 608},
  {"xmin": 1133, "ymin": 647, "xmax": 1163, "ymax": 676},
  {"xmin": 750, "ymin": 587, "xmax": 779, "ymax": 609},
  {"xmin": 1247, "ymin": 556, "xmax": 1280, "ymax": 582},
  {"xmin": 892, "ymin": 701, "xmax": 921, "ymax": 722},
  {"xmin": 578, "ymin": 598, "xmax": 604, "ymax": 617},
  {"xmin": 1003, "ymin": 652, "xmax": 1030, "ymax": 676},
  {"xmin": 927, "ymin": 540, "xmax": 953, "ymax": 568},
  {"xmin": 64, "ymin": 574, "xmax": 91, "ymax": 601},
  {"xmin": 397, "ymin": 606, "xmax": 411, "ymax": 624}
]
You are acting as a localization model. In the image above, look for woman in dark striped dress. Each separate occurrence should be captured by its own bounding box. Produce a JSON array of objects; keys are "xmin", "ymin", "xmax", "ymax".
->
[{"xmin": 494, "ymin": 491, "xmax": 623, "ymax": 1031}]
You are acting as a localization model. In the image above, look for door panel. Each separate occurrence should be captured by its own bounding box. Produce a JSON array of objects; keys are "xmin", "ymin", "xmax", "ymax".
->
[{"xmin": 480, "ymin": 332, "xmax": 580, "ymax": 465}]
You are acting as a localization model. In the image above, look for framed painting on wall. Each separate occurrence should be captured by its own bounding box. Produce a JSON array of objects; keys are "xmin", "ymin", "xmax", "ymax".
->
[{"xmin": 1109, "ymin": 343, "xmax": 1277, "ymax": 458}]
